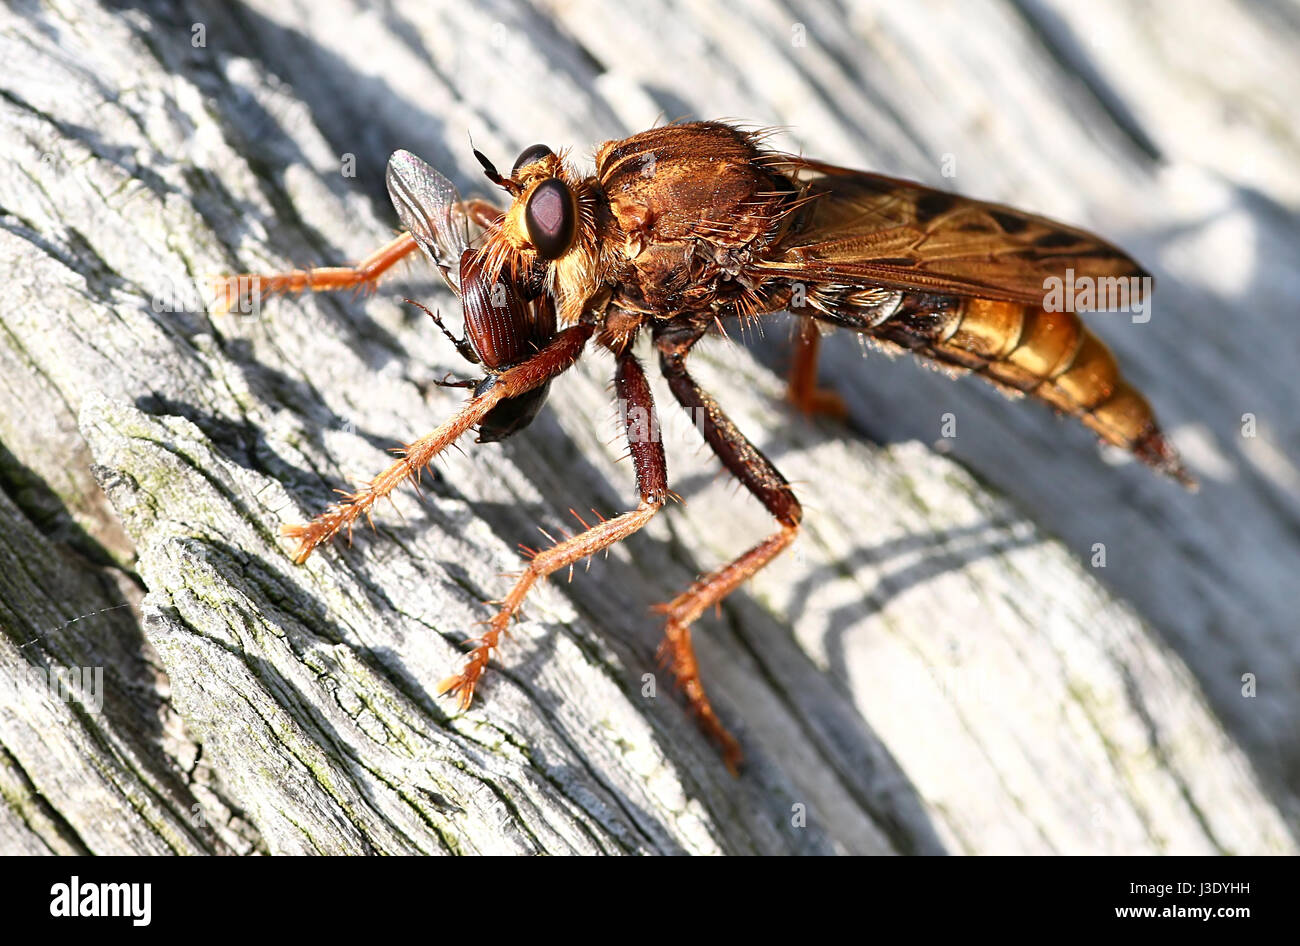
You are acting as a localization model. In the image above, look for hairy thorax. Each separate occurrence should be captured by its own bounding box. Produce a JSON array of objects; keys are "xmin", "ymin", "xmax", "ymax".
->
[{"xmin": 591, "ymin": 122, "xmax": 797, "ymax": 320}]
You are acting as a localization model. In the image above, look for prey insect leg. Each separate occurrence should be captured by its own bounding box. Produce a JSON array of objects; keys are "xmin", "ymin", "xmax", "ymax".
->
[
  {"xmin": 284, "ymin": 323, "xmax": 593, "ymax": 563},
  {"xmin": 212, "ymin": 232, "xmax": 420, "ymax": 315},
  {"xmin": 786, "ymin": 318, "xmax": 847, "ymax": 417},
  {"xmin": 437, "ymin": 350, "xmax": 669, "ymax": 710},
  {"xmin": 211, "ymin": 200, "xmax": 503, "ymax": 314},
  {"xmin": 656, "ymin": 336, "xmax": 803, "ymax": 773}
]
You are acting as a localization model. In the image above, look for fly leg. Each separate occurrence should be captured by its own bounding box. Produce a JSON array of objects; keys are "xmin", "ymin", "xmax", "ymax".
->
[
  {"xmin": 656, "ymin": 332, "xmax": 803, "ymax": 773},
  {"xmin": 284, "ymin": 323, "xmax": 593, "ymax": 562},
  {"xmin": 458, "ymin": 199, "xmax": 507, "ymax": 229},
  {"xmin": 403, "ymin": 297, "xmax": 480, "ymax": 365},
  {"xmin": 211, "ymin": 199, "xmax": 503, "ymax": 314},
  {"xmin": 786, "ymin": 318, "xmax": 846, "ymax": 417},
  {"xmin": 437, "ymin": 349, "xmax": 669, "ymax": 710}
]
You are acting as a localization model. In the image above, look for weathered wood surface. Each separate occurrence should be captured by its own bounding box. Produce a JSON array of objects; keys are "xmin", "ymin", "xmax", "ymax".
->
[{"xmin": 0, "ymin": 0, "xmax": 1296, "ymax": 854}]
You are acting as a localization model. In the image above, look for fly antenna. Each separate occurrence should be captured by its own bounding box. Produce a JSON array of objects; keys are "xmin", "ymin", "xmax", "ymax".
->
[{"xmin": 470, "ymin": 133, "xmax": 520, "ymax": 196}]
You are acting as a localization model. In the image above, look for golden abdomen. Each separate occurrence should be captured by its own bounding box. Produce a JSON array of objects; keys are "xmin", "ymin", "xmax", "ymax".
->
[{"xmin": 906, "ymin": 297, "xmax": 1190, "ymax": 484}]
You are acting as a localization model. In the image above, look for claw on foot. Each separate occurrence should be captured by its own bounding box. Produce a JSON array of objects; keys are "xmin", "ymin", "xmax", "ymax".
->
[
  {"xmin": 656, "ymin": 616, "xmax": 743, "ymax": 774},
  {"xmin": 436, "ymin": 671, "xmax": 480, "ymax": 712},
  {"xmin": 437, "ymin": 615, "xmax": 508, "ymax": 712}
]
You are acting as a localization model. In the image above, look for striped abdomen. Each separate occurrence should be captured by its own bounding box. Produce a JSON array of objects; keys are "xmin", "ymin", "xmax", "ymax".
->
[{"xmin": 817, "ymin": 288, "xmax": 1192, "ymax": 486}]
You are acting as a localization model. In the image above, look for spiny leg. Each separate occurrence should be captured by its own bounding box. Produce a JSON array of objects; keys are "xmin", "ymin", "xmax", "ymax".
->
[
  {"xmin": 787, "ymin": 317, "xmax": 847, "ymax": 417},
  {"xmin": 211, "ymin": 199, "xmax": 503, "ymax": 314},
  {"xmin": 438, "ymin": 349, "xmax": 669, "ymax": 709},
  {"xmin": 284, "ymin": 323, "xmax": 593, "ymax": 562},
  {"xmin": 656, "ymin": 331, "xmax": 804, "ymax": 774}
]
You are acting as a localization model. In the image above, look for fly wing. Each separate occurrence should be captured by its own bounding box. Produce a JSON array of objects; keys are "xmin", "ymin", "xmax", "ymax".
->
[
  {"xmin": 759, "ymin": 156, "xmax": 1149, "ymax": 306},
  {"xmin": 386, "ymin": 150, "xmax": 470, "ymax": 289}
]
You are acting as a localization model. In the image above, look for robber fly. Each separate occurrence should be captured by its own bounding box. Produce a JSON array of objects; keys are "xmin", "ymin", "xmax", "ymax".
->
[{"xmin": 216, "ymin": 121, "xmax": 1191, "ymax": 772}]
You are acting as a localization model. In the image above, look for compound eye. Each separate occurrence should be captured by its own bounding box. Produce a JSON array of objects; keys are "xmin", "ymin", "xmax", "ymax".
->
[
  {"xmin": 524, "ymin": 178, "xmax": 577, "ymax": 260},
  {"xmin": 512, "ymin": 144, "xmax": 553, "ymax": 175}
]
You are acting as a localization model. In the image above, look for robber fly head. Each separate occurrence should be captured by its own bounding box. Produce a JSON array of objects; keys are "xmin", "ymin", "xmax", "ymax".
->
[
  {"xmin": 483, "ymin": 144, "xmax": 580, "ymax": 258},
  {"xmin": 472, "ymin": 143, "xmax": 601, "ymax": 326}
]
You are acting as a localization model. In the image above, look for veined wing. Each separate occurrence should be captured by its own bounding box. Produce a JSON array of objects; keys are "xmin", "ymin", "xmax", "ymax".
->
[
  {"xmin": 385, "ymin": 150, "xmax": 470, "ymax": 290},
  {"xmin": 759, "ymin": 156, "xmax": 1148, "ymax": 306}
]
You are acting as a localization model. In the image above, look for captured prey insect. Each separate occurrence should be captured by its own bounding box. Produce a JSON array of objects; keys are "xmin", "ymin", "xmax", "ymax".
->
[
  {"xmin": 216, "ymin": 121, "xmax": 1192, "ymax": 772},
  {"xmin": 384, "ymin": 150, "xmax": 558, "ymax": 442}
]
